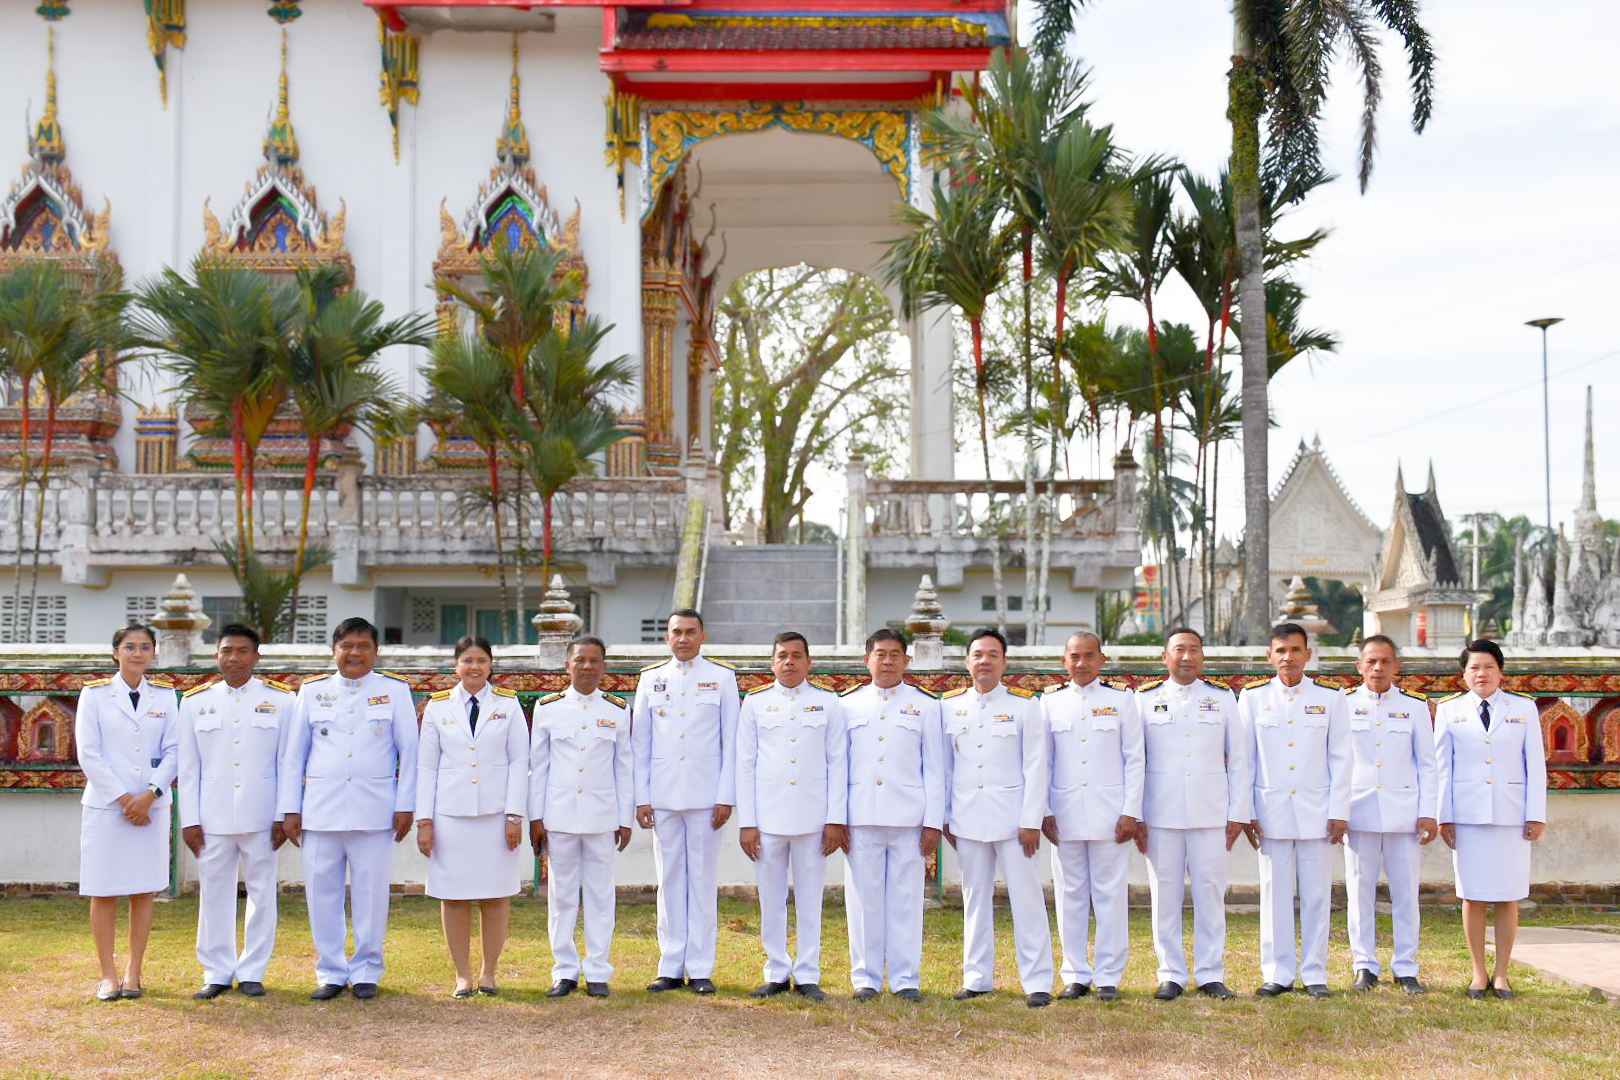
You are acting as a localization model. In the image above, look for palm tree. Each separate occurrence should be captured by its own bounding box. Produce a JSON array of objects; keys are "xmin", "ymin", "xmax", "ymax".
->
[
  {"xmin": 282, "ymin": 267, "xmax": 434, "ymax": 623},
  {"xmin": 0, "ymin": 264, "xmax": 58, "ymax": 640},
  {"xmin": 1031, "ymin": 0, "xmax": 1436, "ymax": 640},
  {"xmin": 883, "ymin": 164, "xmax": 1017, "ymax": 632}
]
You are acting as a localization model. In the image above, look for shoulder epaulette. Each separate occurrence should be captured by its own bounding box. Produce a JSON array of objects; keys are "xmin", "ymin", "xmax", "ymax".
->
[
  {"xmin": 84, "ymin": 676, "xmax": 113, "ymax": 688},
  {"xmin": 147, "ymin": 675, "xmax": 175, "ymax": 688},
  {"xmin": 639, "ymin": 660, "xmax": 666, "ymax": 673},
  {"xmin": 745, "ymin": 683, "xmax": 771, "ymax": 696},
  {"xmin": 301, "ymin": 672, "xmax": 332, "ymax": 685},
  {"xmin": 264, "ymin": 679, "xmax": 295, "ymax": 693},
  {"xmin": 429, "ymin": 689, "xmax": 454, "ymax": 701},
  {"xmin": 493, "ymin": 686, "xmax": 519, "ymax": 698},
  {"xmin": 838, "ymin": 682, "xmax": 867, "ymax": 697},
  {"xmin": 1136, "ymin": 676, "xmax": 1166, "ymax": 692},
  {"xmin": 1398, "ymin": 687, "xmax": 1427, "ymax": 701},
  {"xmin": 1102, "ymin": 677, "xmax": 1132, "ymax": 693},
  {"xmin": 1205, "ymin": 675, "xmax": 1234, "ymax": 690},
  {"xmin": 1434, "ymin": 691, "xmax": 1464, "ymax": 703},
  {"xmin": 604, "ymin": 693, "xmax": 627, "ymax": 709},
  {"xmin": 1505, "ymin": 688, "xmax": 1535, "ymax": 700},
  {"xmin": 537, "ymin": 692, "xmax": 565, "ymax": 706},
  {"xmin": 916, "ymin": 686, "xmax": 941, "ymax": 699},
  {"xmin": 181, "ymin": 680, "xmax": 217, "ymax": 698},
  {"xmin": 942, "ymin": 686, "xmax": 969, "ymax": 699},
  {"xmin": 704, "ymin": 656, "xmax": 737, "ymax": 671},
  {"xmin": 809, "ymin": 676, "xmax": 839, "ymax": 693},
  {"xmin": 1008, "ymin": 685, "xmax": 1037, "ymax": 699},
  {"xmin": 1314, "ymin": 675, "xmax": 1345, "ymax": 691},
  {"xmin": 378, "ymin": 670, "xmax": 410, "ymax": 684}
]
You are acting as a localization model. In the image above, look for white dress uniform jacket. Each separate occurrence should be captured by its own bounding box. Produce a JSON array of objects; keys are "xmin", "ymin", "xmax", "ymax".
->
[
  {"xmin": 632, "ymin": 655, "xmax": 740, "ymax": 810},
  {"xmin": 1136, "ymin": 676, "xmax": 1249, "ymax": 828},
  {"xmin": 941, "ymin": 684, "xmax": 1048, "ymax": 840},
  {"xmin": 1434, "ymin": 689, "xmax": 1548, "ymax": 827},
  {"xmin": 1044, "ymin": 679, "xmax": 1145, "ymax": 841},
  {"xmin": 178, "ymin": 676, "xmax": 295, "ymax": 834},
  {"xmin": 1345, "ymin": 684, "xmax": 1437, "ymax": 833},
  {"xmin": 77, "ymin": 675, "xmax": 181, "ymax": 810},
  {"xmin": 736, "ymin": 679, "xmax": 848, "ymax": 835},
  {"xmin": 416, "ymin": 685, "xmax": 528, "ymax": 821},
  {"xmin": 1240, "ymin": 675, "xmax": 1351, "ymax": 839},
  {"xmin": 279, "ymin": 670, "xmax": 419, "ymax": 829},
  {"xmin": 842, "ymin": 681, "xmax": 944, "ymax": 829},
  {"xmin": 529, "ymin": 687, "xmax": 634, "ymax": 834}
]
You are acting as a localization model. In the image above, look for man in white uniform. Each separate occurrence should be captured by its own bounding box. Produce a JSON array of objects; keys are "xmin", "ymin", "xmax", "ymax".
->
[
  {"xmin": 1239, "ymin": 621, "xmax": 1351, "ymax": 999},
  {"xmin": 841, "ymin": 628, "xmax": 943, "ymax": 1002},
  {"xmin": 530, "ymin": 636, "xmax": 633, "ymax": 998},
  {"xmin": 178, "ymin": 624, "xmax": 294, "ymax": 999},
  {"xmin": 943, "ymin": 628, "xmax": 1054, "ymax": 1008},
  {"xmin": 1344, "ymin": 635, "xmax": 1437, "ymax": 994},
  {"xmin": 1135, "ymin": 626, "xmax": 1248, "ymax": 1001},
  {"xmin": 280, "ymin": 617, "xmax": 418, "ymax": 1000},
  {"xmin": 1041, "ymin": 632, "xmax": 1143, "ymax": 1003},
  {"xmin": 736, "ymin": 632, "xmax": 848, "ymax": 1002},
  {"xmin": 632, "ymin": 608, "xmax": 740, "ymax": 995}
]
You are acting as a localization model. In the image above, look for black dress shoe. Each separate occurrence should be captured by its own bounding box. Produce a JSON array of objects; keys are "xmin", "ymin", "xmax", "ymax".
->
[
  {"xmin": 647, "ymin": 976, "xmax": 684, "ymax": 993},
  {"xmin": 310, "ymin": 983, "xmax": 346, "ymax": 1001},
  {"xmin": 1352, "ymin": 969, "xmax": 1378, "ymax": 991},
  {"xmin": 751, "ymin": 980, "xmax": 792, "ymax": 998},
  {"xmin": 1026, "ymin": 991, "xmax": 1052, "ymax": 1008},
  {"xmin": 1198, "ymin": 982, "xmax": 1235, "ymax": 1000},
  {"xmin": 237, "ymin": 982, "xmax": 266, "ymax": 997},
  {"xmin": 193, "ymin": 983, "xmax": 231, "ymax": 1000},
  {"xmin": 1152, "ymin": 981, "xmax": 1183, "ymax": 1001},
  {"xmin": 119, "ymin": 987, "xmax": 144, "ymax": 1000},
  {"xmin": 1255, "ymin": 982, "xmax": 1293, "ymax": 998},
  {"xmin": 477, "ymin": 985, "xmax": 498, "ymax": 997},
  {"xmin": 893, "ymin": 988, "xmax": 922, "ymax": 1002},
  {"xmin": 952, "ymin": 987, "xmax": 988, "ymax": 1000},
  {"xmin": 351, "ymin": 983, "xmax": 379, "ymax": 1000},
  {"xmin": 1095, "ymin": 986, "xmax": 1121, "ymax": 1002},
  {"xmin": 1464, "ymin": 987, "xmax": 1488, "ymax": 1000},
  {"xmin": 795, "ymin": 983, "xmax": 826, "ymax": 1002},
  {"xmin": 853, "ymin": 987, "xmax": 879, "ymax": 1001},
  {"xmin": 1395, "ymin": 976, "xmax": 1427, "ymax": 995},
  {"xmin": 688, "ymin": 978, "xmax": 717, "ymax": 995},
  {"xmin": 451, "ymin": 987, "xmax": 475, "ymax": 1000},
  {"xmin": 1304, "ymin": 984, "xmax": 1331, "ymax": 999},
  {"xmin": 547, "ymin": 979, "xmax": 578, "ymax": 998},
  {"xmin": 95, "ymin": 980, "xmax": 122, "ymax": 1002},
  {"xmin": 586, "ymin": 982, "xmax": 611, "ymax": 998},
  {"xmin": 1057, "ymin": 982, "xmax": 1091, "ymax": 1000},
  {"xmin": 1491, "ymin": 984, "xmax": 1516, "ymax": 1000}
]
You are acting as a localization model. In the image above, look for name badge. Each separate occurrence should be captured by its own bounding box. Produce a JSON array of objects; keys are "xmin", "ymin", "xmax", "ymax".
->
[
  {"xmin": 255, "ymin": 702, "xmax": 277, "ymax": 714},
  {"xmin": 1152, "ymin": 703, "xmax": 1169, "ymax": 713},
  {"xmin": 1505, "ymin": 717, "xmax": 1524, "ymax": 724},
  {"xmin": 368, "ymin": 695, "xmax": 390, "ymax": 706},
  {"xmin": 653, "ymin": 681, "xmax": 667, "ymax": 694},
  {"xmin": 150, "ymin": 757, "xmax": 161, "ymax": 768},
  {"xmin": 1304, "ymin": 705, "xmax": 1326, "ymax": 715},
  {"xmin": 1091, "ymin": 706, "xmax": 1118, "ymax": 717},
  {"xmin": 597, "ymin": 717, "xmax": 617, "ymax": 729}
]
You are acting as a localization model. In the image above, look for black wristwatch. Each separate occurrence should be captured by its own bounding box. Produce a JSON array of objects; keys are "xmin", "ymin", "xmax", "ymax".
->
[{"xmin": 148, "ymin": 784, "xmax": 164, "ymax": 798}]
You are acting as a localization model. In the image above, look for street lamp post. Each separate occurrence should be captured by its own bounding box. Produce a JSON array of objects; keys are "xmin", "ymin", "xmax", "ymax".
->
[{"xmin": 1526, "ymin": 317, "xmax": 1563, "ymax": 535}]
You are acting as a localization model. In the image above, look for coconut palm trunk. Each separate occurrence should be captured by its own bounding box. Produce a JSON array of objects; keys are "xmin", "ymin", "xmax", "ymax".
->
[
  {"xmin": 25, "ymin": 392, "xmax": 60, "ymax": 643},
  {"xmin": 9, "ymin": 378, "xmax": 32, "ymax": 642},
  {"xmin": 1020, "ymin": 232, "xmax": 1038, "ymax": 645},
  {"xmin": 969, "ymin": 316, "xmax": 1006, "ymax": 634},
  {"xmin": 487, "ymin": 444, "xmax": 510, "ymax": 639},
  {"xmin": 230, "ymin": 401, "xmax": 248, "ymax": 574},
  {"xmin": 1230, "ymin": 25, "xmax": 1269, "ymax": 642}
]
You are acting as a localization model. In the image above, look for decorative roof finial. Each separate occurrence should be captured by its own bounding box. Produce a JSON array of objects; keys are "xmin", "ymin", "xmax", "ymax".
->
[
  {"xmin": 30, "ymin": 27, "xmax": 66, "ymax": 165},
  {"xmin": 1581, "ymin": 384, "xmax": 1597, "ymax": 512},
  {"xmin": 264, "ymin": 29, "xmax": 299, "ymax": 168},
  {"xmin": 495, "ymin": 34, "xmax": 530, "ymax": 169}
]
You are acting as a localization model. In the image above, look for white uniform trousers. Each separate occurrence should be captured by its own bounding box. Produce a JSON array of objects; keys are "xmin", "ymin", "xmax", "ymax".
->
[
  {"xmin": 1051, "ymin": 838, "xmax": 1131, "ymax": 988},
  {"xmin": 1144, "ymin": 826, "xmax": 1229, "ymax": 987},
  {"xmin": 652, "ymin": 808, "xmax": 722, "ymax": 980},
  {"xmin": 1345, "ymin": 830, "xmax": 1421, "ymax": 978},
  {"xmin": 755, "ymin": 831, "xmax": 827, "ymax": 985},
  {"xmin": 845, "ymin": 825, "xmax": 926, "ymax": 992},
  {"xmin": 1258, "ymin": 836, "xmax": 1333, "ymax": 987},
  {"xmin": 955, "ymin": 837, "xmax": 1055, "ymax": 994},
  {"xmin": 301, "ymin": 829, "xmax": 395, "ymax": 987},
  {"xmin": 547, "ymin": 831, "xmax": 618, "ymax": 984},
  {"xmin": 195, "ymin": 830, "xmax": 279, "ymax": 986}
]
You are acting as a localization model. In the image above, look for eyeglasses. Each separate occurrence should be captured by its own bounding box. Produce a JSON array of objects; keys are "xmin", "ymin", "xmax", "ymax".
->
[{"xmin": 117, "ymin": 642, "xmax": 154, "ymax": 654}]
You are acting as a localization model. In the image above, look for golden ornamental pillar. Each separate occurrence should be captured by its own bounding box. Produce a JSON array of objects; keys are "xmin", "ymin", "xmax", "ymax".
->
[{"xmin": 642, "ymin": 263, "xmax": 682, "ymax": 474}]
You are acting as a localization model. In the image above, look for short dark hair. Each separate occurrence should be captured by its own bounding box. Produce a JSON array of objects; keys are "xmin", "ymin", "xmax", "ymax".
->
[
  {"xmin": 1164, "ymin": 626, "xmax": 1202, "ymax": 645},
  {"xmin": 1065, "ymin": 631, "xmax": 1103, "ymax": 651},
  {"xmin": 772, "ymin": 631, "xmax": 809, "ymax": 654},
  {"xmin": 217, "ymin": 623, "xmax": 261, "ymax": 649},
  {"xmin": 1459, "ymin": 638, "xmax": 1504, "ymax": 671},
  {"xmin": 1269, "ymin": 622, "xmax": 1308, "ymax": 645},
  {"xmin": 112, "ymin": 623, "xmax": 155, "ymax": 649},
  {"xmin": 568, "ymin": 636, "xmax": 607, "ymax": 659},
  {"xmin": 668, "ymin": 608, "xmax": 704, "ymax": 629},
  {"xmin": 966, "ymin": 627, "xmax": 1008, "ymax": 654},
  {"xmin": 865, "ymin": 628, "xmax": 907, "ymax": 654},
  {"xmin": 452, "ymin": 635, "xmax": 495, "ymax": 660},
  {"xmin": 332, "ymin": 617, "xmax": 379, "ymax": 646},
  {"xmin": 1360, "ymin": 634, "xmax": 1397, "ymax": 656}
]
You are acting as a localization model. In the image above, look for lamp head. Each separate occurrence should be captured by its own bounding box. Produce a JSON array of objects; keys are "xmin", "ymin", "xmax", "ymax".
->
[{"xmin": 1526, "ymin": 317, "xmax": 1564, "ymax": 330}]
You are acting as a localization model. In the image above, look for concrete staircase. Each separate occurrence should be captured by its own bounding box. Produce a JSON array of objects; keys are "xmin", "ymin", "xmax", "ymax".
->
[{"xmin": 700, "ymin": 544, "xmax": 839, "ymax": 646}]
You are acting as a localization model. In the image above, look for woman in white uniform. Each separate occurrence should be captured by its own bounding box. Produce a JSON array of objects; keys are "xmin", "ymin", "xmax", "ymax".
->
[
  {"xmin": 1435, "ymin": 639, "xmax": 1546, "ymax": 999},
  {"xmin": 416, "ymin": 636, "xmax": 529, "ymax": 997},
  {"xmin": 76, "ymin": 624, "xmax": 180, "ymax": 1001}
]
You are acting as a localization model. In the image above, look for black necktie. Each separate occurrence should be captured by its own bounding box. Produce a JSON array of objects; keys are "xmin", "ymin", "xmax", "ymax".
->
[
  {"xmin": 1479, "ymin": 700, "xmax": 1491, "ymax": 731},
  {"xmin": 468, "ymin": 697, "xmax": 480, "ymax": 736},
  {"xmin": 129, "ymin": 690, "xmax": 140, "ymax": 712}
]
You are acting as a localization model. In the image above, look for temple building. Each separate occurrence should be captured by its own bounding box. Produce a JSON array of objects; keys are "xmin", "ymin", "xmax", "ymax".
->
[
  {"xmin": 1363, "ymin": 463, "xmax": 1486, "ymax": 651},
  {"xmin": 0, "ymin": 0, "xmax": 1140, "ymax": 646}
]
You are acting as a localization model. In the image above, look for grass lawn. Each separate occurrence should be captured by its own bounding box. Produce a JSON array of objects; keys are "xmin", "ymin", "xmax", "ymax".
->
[{"xmin": 0, "ymin": 893, "xmax": 1614, "ymax": 1079}]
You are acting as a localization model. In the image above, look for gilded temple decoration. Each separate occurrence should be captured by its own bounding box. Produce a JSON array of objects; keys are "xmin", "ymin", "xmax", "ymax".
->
[
  {"xmin": 378, "ymin": 14, "xmax": 420, "ymax": 163},
  {"xmin": 267, "ymin": 1, "xmax": 301, "ymax": 23},
  {"xmin": 145, "ymin": 0, "xmax": 186, "ymax": 106},
  {"xmin": 35, "ymin": 2, "xmax": 70, "ymax": 20},
  {"xmin": 200, "ymin": 32, "xmax": 350, "ymax": 277},
  {"xmin": 603, "ymin": 84, "xmax": 641, "ymax": 222}
]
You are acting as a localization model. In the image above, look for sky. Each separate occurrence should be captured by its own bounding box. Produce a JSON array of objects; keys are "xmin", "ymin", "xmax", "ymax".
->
[{"xmin": 1028, "ymin": 0, "xmax": 1620, "ymax": 537}]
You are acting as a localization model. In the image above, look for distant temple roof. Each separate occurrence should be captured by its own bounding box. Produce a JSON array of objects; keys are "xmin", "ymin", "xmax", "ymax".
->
[
  {"xmin": 615, "ymin": 11, "xmax": 1010, "ymax": 51},
  {"xmin": 1403, "ymin": 482, "xmax": 1462, "ymax": 586}
]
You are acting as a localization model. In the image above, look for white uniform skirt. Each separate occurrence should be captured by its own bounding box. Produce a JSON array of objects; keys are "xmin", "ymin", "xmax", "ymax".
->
[
  {"xmin": 425, "ymin": 813, "xmax": 521, "ymax": 900},
  {"xmin": 79, "ymin": 803, "xmax": 171, "ymax": 897},
  {"xmin": 1453, "ymin": 824, "xmax": 1532, "ymax": 902}
]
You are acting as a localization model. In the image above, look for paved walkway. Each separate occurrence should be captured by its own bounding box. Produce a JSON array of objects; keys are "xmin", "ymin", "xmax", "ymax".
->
[{"xmin": 1489, "ymin": 926, "xmax": 1620, "ymax": 998}]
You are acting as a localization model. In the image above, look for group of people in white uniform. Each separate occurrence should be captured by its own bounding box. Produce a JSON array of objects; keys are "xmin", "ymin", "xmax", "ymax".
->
[{"xmin": 73, "ymin": 611, "xmax": 1546, "ymax": 1005}]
